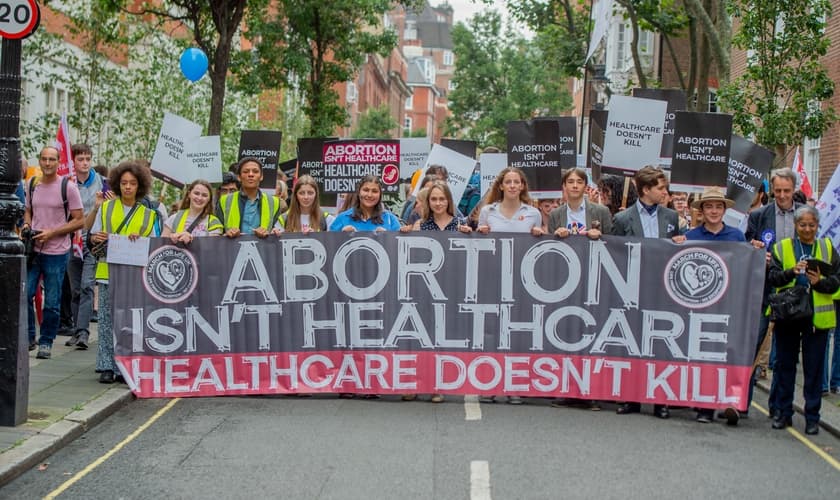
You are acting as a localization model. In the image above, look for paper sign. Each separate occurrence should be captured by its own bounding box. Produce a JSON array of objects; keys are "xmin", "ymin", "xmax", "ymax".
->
[
  {"xmin": 106, "ymin": 234, "xmax": 151, "ymax": 267},
  {"xmin": 440, "ymin": 138, "xmax": 477, "ymax": 159},
  {"xmin": 506, "ymin": 118, "xmax": 576, "ymax": 198},
  {"xmin": 479, "ymin": 153, "xmax": 508, "ymax": 197},
  {"xmin": 726, "ymin": 135, "xmax": 773, "ymax": 216},
  {"xmin": 185, "ymin": 136, "xmax": 222, "ymax": 184},
  {"xmin": 239, "ymin": 130, "xmax": 283, "ymax": 190},
  {"xmin": 412, "ymin": 144, "xmax": 477, "ymax": 204},
  {"xmin": 587, "ymin": 109, "xmax": 608, "ymax": 183},
  {"xmin": 631, "ymin": 88, "xmax": 687, "ymax": 161},
  {"xmin": 816, "ymin": 164, "xmax": 840, "ymax": 246},
  {"xmin": 150, "ymin": 112, "xmax": 202, "ymax": 188},
  {"xmin": 399, "ymin": 137, "xmax": 431, "ymax": 180},
  {"xmin": 322, "ymin": 139, "xmax": 401, "ymax": 193},
  {"xmin": 601, "ymin": 96, "xmax": 667, "ymax": 176}
]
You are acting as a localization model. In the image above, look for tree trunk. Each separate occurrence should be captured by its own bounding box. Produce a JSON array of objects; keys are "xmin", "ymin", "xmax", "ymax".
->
[{"xmin": 208, "ymin": 39, "xmax": 230, "ymax": 136}]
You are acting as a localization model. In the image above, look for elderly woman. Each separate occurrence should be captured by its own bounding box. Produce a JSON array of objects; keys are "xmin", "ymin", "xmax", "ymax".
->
[{"xmin": 767, "ymin": 206, "xmax": 840, "ymax": 435}]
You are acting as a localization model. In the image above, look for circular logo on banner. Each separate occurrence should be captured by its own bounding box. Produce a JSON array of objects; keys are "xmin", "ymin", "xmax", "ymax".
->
[
  {"xmin": 381, "ymin": 164, "xmax": 399, "ymax": 185},
  {"xmin": 143, "ymin": 245, "xmax": 198, "ymax": 303},
  {"xmin": 664, "ymin": 247, "xmax": 729, "ymax": 309}
]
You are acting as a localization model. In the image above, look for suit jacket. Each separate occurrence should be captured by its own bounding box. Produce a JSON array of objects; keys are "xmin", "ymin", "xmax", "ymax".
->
[
  {"xmin": 745, "ymin": 201, "xmax": 804, "ymax": 242},
  {"xmin": 547, "ymin": 201, "xmax": 613, "ymax": 234},
  {"xmin": 611, "ymin": 203, "xmax": 680, "ymax": 239}
]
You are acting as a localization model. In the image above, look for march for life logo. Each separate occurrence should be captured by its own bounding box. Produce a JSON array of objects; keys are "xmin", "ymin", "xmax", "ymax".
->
[
  {"xmin": 664, "ymin": 247, "xmax": 729, "ymax": 309},
  {"xmin": 144, "ymin": 246, "xmax": 199, "ymax": 304}
]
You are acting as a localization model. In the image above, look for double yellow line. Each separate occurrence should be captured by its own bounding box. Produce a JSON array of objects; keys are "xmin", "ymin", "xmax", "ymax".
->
[{"xmin": 751, "ymin": 401, "xmax": 840, "ymax": 472}]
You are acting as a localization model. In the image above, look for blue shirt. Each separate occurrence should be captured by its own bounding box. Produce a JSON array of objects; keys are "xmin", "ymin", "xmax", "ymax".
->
[
  {"xmin": 685, "ymin": 224, "xmax": 746, "ymax": 242},
  {"xmin": 241, "ymin": 197, "xmax": 261, "ymax": 235},
  {"xmin": 330, "ymin": 209, "xmax": 401, "ymax": 232}
]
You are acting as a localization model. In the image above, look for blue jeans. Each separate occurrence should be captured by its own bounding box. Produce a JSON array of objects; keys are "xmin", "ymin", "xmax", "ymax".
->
[
  {"xmin": 27, "ymin": 252, "xmax": 69, "ymax": 347},
  {"xmin": 67, "ymin": 248, "xmax": 97, "ymax": 334}
]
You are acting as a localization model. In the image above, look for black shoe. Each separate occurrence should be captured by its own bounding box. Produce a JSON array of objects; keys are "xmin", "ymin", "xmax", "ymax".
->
[
  {"xmin": 654, "ymin": 405, "xmax": 670, "ymax": 419},
  {"xmin": 90, "ymin": 310, "xmax": 98, "ymax": 323},
  {"xmin": 28, "ymin": 341, "xmax": 36, "ymax": 351},
  {"xmin": 696, "ymin": 411, "xmax": 713, "ymax": 423},
  {"xmin": 616, "ymin": 402, "xmax": 641, "ymax": 415},
  {"xmin": 723, "ymin": 407, "xmax": 740, "ymax": 426},
  {"xmin": 805, "ymin": 422, "xmax": 819, "ymax": 435},
  {"xmin": 99, "ymin": 370, "xmax": 115, "ymax": 384},
  {"xmin": 772, "ymin": 416, "xmax": 792, "ymax": 429}
]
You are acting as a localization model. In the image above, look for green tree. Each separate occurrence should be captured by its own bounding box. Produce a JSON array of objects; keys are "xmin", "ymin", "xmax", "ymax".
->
[
  {"xmin": 100, "ymin": 0, "xmax": 248, "ymax": 136},
  {"xmin": 445, "ymin": 11, "xmax": 572, "ymax": 148},
  {"xmin": 235, "ymin": 0, "xmax": 398, "ymax": 137},
  {"xmin": 717, "ymin": 0, "xmax": 835, "ymax": 156},
  {"xmin": 352, "ymin": 104, "xmax": 399, "ymax": 139}
]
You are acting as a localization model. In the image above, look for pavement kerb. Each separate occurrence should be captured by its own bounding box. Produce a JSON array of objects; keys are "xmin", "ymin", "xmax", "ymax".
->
[
  {"xmin": 755, "ymin": 378, "xmax": 840, "ymax": 439},
  {"xmin": 0, "ymin": 387, "xmax": 134, "ymax": 487}
]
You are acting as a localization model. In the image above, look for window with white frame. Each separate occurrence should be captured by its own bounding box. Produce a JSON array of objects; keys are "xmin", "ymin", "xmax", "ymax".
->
[
  {"xmin": 44, "ymin": 85, "xmax": 70, "ymax": 115},
  {"xmin": 346, "ymin": 81, "xmax": 357, "ymax": 103},
  {"xmin": 405, "ymin": 95, "xmax": 413, "ymax": 110},
  {"xmin": 448, "ymin": 80, "xmax": 456, "ymax": 91},
  {"xmin": 404, "ymin": 116, "xmax": 412, "ymax": 133},
  {"xmin": 614, "ymin": 23, "xmax": 627, "ymax": 71},
  {"xmin": 405, "ymin": 20, "xmax": 417, "ymax": 40},
  {"xmin": 443, "ymin": 50, "xmax": 453, "ymax": 66}
]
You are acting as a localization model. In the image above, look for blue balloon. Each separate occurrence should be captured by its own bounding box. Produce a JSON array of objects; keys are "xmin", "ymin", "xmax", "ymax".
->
[{"xmin": 180, "ymin": 48, "xmax": 209, "ymax": 82}]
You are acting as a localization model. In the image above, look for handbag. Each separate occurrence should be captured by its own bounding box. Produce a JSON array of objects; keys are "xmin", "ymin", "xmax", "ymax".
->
[
  {"xmin": 88, "ymin": 203, "xmax": 139, "ymax": 260},
  {"xmin": 767, "ymin": 285, "xmax": 813, "ymax": 321}
]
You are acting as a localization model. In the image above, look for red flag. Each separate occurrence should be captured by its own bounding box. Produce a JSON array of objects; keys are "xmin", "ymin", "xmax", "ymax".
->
[
  {"xmin": 55, "ymin": 114, "xmax": 75, "ymax": 178},
  {"xmin": 791, "ymin": 146, "xmax": 813, "ymax": 198}
]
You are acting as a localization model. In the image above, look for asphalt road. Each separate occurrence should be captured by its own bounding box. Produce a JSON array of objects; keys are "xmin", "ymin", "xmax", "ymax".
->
[{"xmin": 3, "ymin": 390, "xmax": 839, "ymax": 500}]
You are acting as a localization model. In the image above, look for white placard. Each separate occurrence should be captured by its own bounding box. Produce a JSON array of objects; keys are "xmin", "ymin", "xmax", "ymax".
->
[
  {"xmin": 479, "ymin": 153, "xmax": 507, "ymax": 197},
  {"xmin": 185, "ymin": 135, "xmax": 223, "ymax": 183},
  {"xmin": 412, "ymin": 144, "xmax": 477, "ymax": 205},
  {"xmin": 601, "ymin": 95, "xmax": 668, "ymax": 174},
  {"xmin": 106, "ymin": 234, "xmax": 151, "ymax": 267},
  {"xmin": 399, "ymin": 137, "xmax": 431, "ymax": 180},
  {"xmin": 150, "ymin": 112, "xmax": 202, "ymax": 186}
]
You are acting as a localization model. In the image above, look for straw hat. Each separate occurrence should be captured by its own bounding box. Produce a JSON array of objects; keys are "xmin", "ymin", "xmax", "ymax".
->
[{"xmin": 691, "ymin": 186, "xmax": 735, "ymax": 209}]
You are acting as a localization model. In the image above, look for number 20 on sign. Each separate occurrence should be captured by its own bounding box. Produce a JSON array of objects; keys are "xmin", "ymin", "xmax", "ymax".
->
[{"xmin": 0, "ymin": 0, "xmax": 39, "ymax": 40}]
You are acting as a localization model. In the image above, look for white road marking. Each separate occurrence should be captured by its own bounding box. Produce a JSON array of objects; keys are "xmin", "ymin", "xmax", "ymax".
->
[
  {"xmin": 470, "ymin": 460, "xmax": 492, "ymax": 500},
  {"xmin": 464, "ymin": 395, "xmax": 482, "ymax": 421}
]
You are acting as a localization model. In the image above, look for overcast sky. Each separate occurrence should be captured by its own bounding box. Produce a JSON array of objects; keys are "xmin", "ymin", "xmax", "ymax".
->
[{"xmin": 446, "ymin": 0, "xmax": 508, "ymax": 25}]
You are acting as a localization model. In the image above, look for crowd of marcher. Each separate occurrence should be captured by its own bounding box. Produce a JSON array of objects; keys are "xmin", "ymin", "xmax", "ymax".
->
[{"xmin": 16, "ymin": 145, "xmax": 840, "ymax": 435}]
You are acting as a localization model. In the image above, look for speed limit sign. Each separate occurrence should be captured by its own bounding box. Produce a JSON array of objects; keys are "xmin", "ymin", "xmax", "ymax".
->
[{"xmin": 0, "ymin": 0, "xmax": 39, "ymax": 40}]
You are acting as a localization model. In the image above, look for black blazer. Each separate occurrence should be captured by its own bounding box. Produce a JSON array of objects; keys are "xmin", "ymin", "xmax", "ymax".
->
[
  {"xmin": 611, "ymin": 203, "xmax": 680, "ymax": 239},
  {"xmin": 745, "ymin": 202, "xmax": 804, "ymax": 242}
]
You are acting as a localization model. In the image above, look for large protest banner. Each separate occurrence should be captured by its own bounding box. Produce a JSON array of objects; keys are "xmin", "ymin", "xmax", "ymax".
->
[
  {"xmin": 631, "ymin": 88, "xmax": 687, "ymax": 164},
  {"xmin": 111, "ymin": 234, "xmax": 764, "ymax": 410},
  {"xmin": 507, "ymin": 118, "xmax": 576, "ymax": 198},
  {"xmin": 601, "ymin": 96, "xmax": 667, "ymax": 176},
  {"xmin": 239, "ymin": 130, "xmax": 282, "ymax": 190},
  {"xmin": 670, "ymin": 112, "xmax": 733, "ymax": 193},
  {"xmin": 150, "ymin": 112, "xmax": 203, "ymax": 188},
  {"xmin": 723, "ymin": 136, "xmax": 773, "ymax": 229}
]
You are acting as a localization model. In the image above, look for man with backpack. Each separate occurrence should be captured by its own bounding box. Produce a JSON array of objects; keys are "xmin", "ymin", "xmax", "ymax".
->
[
  {"xmin": 23, "ymin": 146, "xmax": 84, "ymax": 358},
  {"xmin": 65, "ymin": 144, "xmax": 111, "ymax": 350}
]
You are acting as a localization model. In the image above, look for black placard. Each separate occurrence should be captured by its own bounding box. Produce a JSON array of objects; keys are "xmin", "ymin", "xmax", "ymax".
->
[
  {"xmin": 440, "ymin": 139, "xmax": 477, "ymax": 159},
  {"xmin": 726, "ymin": 135, "xmax": 773, "ymax": 213},
  {"xmin": 587, "ymin": 110, "xmax": 608, "ymax": 183},
  {"xmin": 670, "ymin": 112, "xmax": 733, "ymax": 192},
  {"xmin": 297, "ymin": 137, "xmax": 338, "ymax": 205},
  {"xmin": 238, "ymin": 130, "xmax": 282, "ymax": 190},
  {"xmin": 506, "ymin": 118, "xmax": 577, "ymax": 192}
]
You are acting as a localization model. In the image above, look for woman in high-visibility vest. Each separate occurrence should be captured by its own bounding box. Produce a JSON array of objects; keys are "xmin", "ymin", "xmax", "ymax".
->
[
  {"xmin": 162, "ymin": 179, "xmax": 223, "ymax": 244},
  {"xmin": 87, "ymin": 161, "xmax": 158, "ymax": 384},
  {"xmin": 767, "ymin": 205, "xmax": 840, "ymax": 435},
  {"xmin": 282, "ymin": 175, "xmax": 334, "ymax": 233}
]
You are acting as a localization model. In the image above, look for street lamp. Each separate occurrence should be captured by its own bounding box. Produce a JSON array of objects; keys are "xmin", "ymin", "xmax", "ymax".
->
[{"xmin": 591, "ymin": 64, "xmax": 611, "ymax": 110}]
